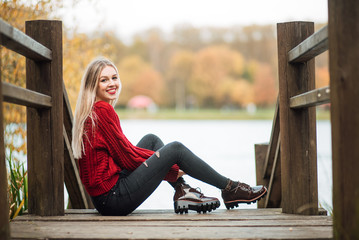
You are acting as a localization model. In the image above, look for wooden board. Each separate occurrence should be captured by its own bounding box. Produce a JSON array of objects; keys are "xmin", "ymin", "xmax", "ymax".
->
[
  {"xmin": 2, "ymin": 82, "xmax": 52, "ymax": 108},
  {"xmin": 265, "ymin": 139, "xmax": 281, "ymax": 208},
  {"xmin": 254, "ymin": 144, "xmax": 269, "ymax": 208},
  {"xmin": 290, "ymin": 86, "xmax": 330, "ymax": 109},
  {"xmin": 10, "ymin": 209, "xmax": 333, "ymax": 239},
  {"xmin": 0, "ymin": 19, "xmax": 51, "ymax": 61},
  {"xmin": 262, "ymin": 99, "xmax": 279, "ymax": 179},
  {"xmin": 288, "ymin": 25, "xmax": 328, "ymax": 63},
  {"xmin": 63, "ymin": 85, "xmax": 94, "ymax": 209}
]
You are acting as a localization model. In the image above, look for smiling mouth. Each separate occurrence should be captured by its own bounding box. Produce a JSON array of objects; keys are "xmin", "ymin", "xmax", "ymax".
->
[{"xmin": 107, "ymin": 89, "xmax": 117, "ymax": 94}]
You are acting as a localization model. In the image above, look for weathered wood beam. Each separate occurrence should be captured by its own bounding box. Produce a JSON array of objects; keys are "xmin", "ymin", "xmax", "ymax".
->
[
  {"xmin": 263, "ymin": 99, "xmax": 280, "ymax": 179},
  {"xmin": 290, "ymin": 86, "xmax": 330, "ymax": 109},
  {"xmin": 63, "ymin": 126, "xmax": 89, "ymax": 209},
  {"xmin": 277, "ymin": 22, "xmax": 318, "ymax": 215},
  {"xmin": 288, "ymin": 25, "xmax": 328, "ymax": 63},
  {"xmin": 254, "ymin": 143, "xmax": 269, "ymax": 208},
  {"xmin": 329, "ymin": 0, "xmax": 359, "ymax": 239},
  {"xmin": 63, "ymin": 85, "xmax": 94, "ymax": 209},
  {"xmin": 265, "ymin": 138, "xmax": 281, "ymax": 208},
  {"xmin": 0, "ymin": 19, "xmax": 51, "ymax": 61},
  {"xmin": 26, "ymin": 20, "xmax": 64, "ymax": 216},
  {"xmin": 63, "ymin": 82, "xmax": 73, "ymax": 140},
  {"xmin": 2, "ymin": 82, "xmax": 52, "ymax": 108}
]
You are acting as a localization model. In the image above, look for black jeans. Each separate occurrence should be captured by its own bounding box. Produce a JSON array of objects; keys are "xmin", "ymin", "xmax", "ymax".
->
[{"xmin": 91, "ymin": 134, "xmax": 228, "ymax": 216}]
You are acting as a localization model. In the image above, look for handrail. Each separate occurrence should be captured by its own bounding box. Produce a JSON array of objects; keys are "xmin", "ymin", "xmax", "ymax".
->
[
  {"xmin": 288, "ymin": 25, "xmax": 328, "ymax": 63},
  {"xmin": 256, "ymin": 100, "xmax": 281, "ymax": 208},
  {"xmin": 2, "ymin": 82, "xmax": 52, "ymax": 108},
  {"xmin": 0, "ymin": 19, "xmax": 60, "ymax": 238},
  {"xmin": 290, "ymin": 86, "xmax": 330, "ymax": 109},
  {"xmin": 262, "ymin": 100, "xmax": 279, "ymax": 179},
  {"xmin": 0, "ymin": 18, "xmax": 52, "ymax": 61},
  {"xmin": 0, "ymin": 19, "xmax": 91, "ymax": 221},
  {"xmin": 63, "ymin": 126, "xmax": 90, "ymax": 209},
  {"xmin": 63, "ymin": 82, "xmax": 93, "ymax": 209},
  {"xmin": 256, "ymin": 22, "xmax": 326, "ymax": 214},
  {"xmin": 264, "ymin": 138, "xmax": 281, "ymax": 208},
  {"xmin": 0, "ymin": 19, "xmax": 65, "ymax": 221}
]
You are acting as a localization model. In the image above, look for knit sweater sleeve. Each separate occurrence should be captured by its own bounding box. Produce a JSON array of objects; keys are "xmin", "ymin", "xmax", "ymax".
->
[{"xmin": 95, "ymin": 101, "xmax": 179, "ymax": 182}]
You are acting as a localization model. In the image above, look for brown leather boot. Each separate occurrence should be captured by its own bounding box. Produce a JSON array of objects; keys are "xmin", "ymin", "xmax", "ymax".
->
[
  {"xmin": 174, "ymin": 183, "xmax": 220, "ymax": 214},
  {"xmin": 222, "ymin": 180, "xmax": 267, "ymax": 209}
]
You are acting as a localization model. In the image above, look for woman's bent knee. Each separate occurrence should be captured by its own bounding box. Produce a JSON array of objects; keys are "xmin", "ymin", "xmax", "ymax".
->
[
  {"xmin": 143, "ymin": 133, "xmax": 159, "ymax": 141},
  {"xmin": 167, "ymin": 141, "xmax": 185, "ymax": 152}
]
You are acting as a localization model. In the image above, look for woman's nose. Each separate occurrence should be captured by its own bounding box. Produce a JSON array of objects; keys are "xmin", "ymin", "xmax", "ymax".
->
[{"xmin": 108, "ymin": 79, "xmax": 115, "ymax": 86}]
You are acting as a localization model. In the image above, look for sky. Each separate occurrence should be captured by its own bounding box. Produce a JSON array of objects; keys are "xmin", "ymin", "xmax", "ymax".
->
[{"xmin": 58, "ymin": 0, "xmax": 328, "ymax": 41}]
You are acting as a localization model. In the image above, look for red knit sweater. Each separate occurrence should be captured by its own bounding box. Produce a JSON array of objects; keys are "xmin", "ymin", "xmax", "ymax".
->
[{"xmin": 79, "ymin": 101, "xmax": 179, "ymax": 196}]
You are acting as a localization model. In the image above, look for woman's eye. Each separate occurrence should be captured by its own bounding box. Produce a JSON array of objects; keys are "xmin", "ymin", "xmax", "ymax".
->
[
  {"xmin": 112, "ymin": 76, "xmax": 118, "ymax": 80},
  {"xmin": 100, "ymin": 79, "xmax": 107, "ymax": 82}
]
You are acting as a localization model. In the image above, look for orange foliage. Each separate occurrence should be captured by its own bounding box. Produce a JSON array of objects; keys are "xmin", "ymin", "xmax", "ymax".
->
[
  {"xmin": 167, "ymin": 50, "xmax": 194, "ymax": 108},
  {"xmin": 117, "ymin": 55, "xmax": 165, "ymax": 106},
  {"xmin": 232, "ymin": 80, "xmax": 254, "ymax": 106},
  {"xmin": 316, "ymin": 67, "xmax": 330, "ymax": 88},
  {"xmin": 252, "ymin": 62, "xmax": 278, "ymax": 106},
  {"xmin": 189, "ymin": 45, "xmax": 245, "ymax": 107},
  {"xmin": 1, "ymin": 0, "xmax": 63, "ymax": 156}
]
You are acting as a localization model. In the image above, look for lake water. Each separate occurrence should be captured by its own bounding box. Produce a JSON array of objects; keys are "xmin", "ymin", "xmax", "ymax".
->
[{"xmin": 120, "ymin": 119, "xmax": 332, "ymax": 212}]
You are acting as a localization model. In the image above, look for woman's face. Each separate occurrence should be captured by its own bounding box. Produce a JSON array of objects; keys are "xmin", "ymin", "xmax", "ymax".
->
[{"xmin": 96, "ymin": 66, "xmax": 120, "ymax": 103}]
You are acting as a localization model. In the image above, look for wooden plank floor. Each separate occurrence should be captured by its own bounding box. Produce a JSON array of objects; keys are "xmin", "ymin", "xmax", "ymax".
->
[{"xmin": 10, "ymin": 208, "xmax": 332, "ymax": 239}]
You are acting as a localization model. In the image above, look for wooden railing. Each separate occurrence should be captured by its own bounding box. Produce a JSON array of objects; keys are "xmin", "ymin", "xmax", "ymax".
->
[
  {"xmin": 256, "ymin": 23, "xmax": 330, "ymax": 211},
  {"xmin": 0, "ymin": 19, "xmax": 92, "ymax": 239},
  {"xmin": 256, "ymin": 1, "xmax": 359, "ymax": 239}
]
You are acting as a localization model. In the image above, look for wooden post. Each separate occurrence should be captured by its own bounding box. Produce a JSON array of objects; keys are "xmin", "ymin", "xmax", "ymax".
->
[
  {"xmin": 0, "ymin": 57, "xmax": 10, "ymax": 239},
  {"xmin": 277, "ymin": 22, "xmax": 318, "ymax": 215},
  {"xmin": 329, "ymin": 1, "xmax": 359, "ymax": 239},
  {"xmin": 26, "ymin": 20, "xmax": 64, "ymax": 216}
]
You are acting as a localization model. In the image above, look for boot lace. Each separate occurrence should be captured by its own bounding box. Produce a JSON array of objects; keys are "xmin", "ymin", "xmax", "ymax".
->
[
  {"xmin": 232, "ymin": 182, "xmax": 251, "ymax": 193},
  {"xmin": 189, "ymin": 187, "xmax": 204, "ymax": 197}
]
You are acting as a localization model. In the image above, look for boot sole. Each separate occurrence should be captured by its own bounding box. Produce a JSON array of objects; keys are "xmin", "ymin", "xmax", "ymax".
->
[
  {"xmin": 224, "ymin": 188, "xmax": 268, "ymax": 210},
  {"xmin": 174, "ymin": 200, "xmax": 220, "ymax": 214}
]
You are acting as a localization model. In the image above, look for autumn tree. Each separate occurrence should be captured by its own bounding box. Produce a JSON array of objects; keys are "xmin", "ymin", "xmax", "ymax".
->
[
  {"xmin": 117, "ymin": 55, "xmax": 165, "ymax": 106},
  {"xmin": 63, "ymin": 31, "xmax": 127, "ymax": 109},
  {"xmin": 315, "ymin": 67, "xmax": 330, "ymax": 88},
  {"xmin": 167, "ymin": 50, "xmax": 194, "ymax": 109},
  {"xmin": 252, "ymin": 62, "xmax": 278, "ymax": 107},
  {"xmin": 188, "ymin": 45, "xmax": 245, "ymax": 107},
  {"xmin": 1, "ymin": 0, "xmax": 64, "ymax": 156},
  {"xmin": 172, "ymin": 24, "xmax": 204, "ymax": 51},
  {"xmin": 230, "ymin": 80, "xmax": 254, "ymax": 107},
  {"xmin": 230, "ymin": 25, "xmax": 277, "ymax": 65}
]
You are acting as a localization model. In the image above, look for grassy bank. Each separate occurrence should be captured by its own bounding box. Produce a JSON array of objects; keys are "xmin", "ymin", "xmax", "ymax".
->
[{"xmin": 116, "ymin": 107, "xmax": 331, "ymax": 120}]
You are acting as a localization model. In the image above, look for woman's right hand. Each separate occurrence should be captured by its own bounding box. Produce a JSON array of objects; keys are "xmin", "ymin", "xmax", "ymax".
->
[{"xmin": 177, "ymin": 170, "xmax": 186, "ymax": 179}]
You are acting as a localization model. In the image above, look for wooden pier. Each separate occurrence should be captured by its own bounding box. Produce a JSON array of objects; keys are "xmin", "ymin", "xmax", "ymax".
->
[
  {"xmin": 10, "ymin": 209, "xmax": 332, "ymax": 239},
  {"xmin": 1, "ymin": 0, "xmax": 358, "ymax": 239}
]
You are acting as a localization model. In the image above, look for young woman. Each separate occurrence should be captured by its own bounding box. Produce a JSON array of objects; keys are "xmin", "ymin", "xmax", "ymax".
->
[{"xmin": 72, "ymin": 57, "xmax": 267, "ymax": 216}]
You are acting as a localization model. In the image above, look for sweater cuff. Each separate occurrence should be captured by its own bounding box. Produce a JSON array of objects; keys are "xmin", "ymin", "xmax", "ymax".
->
[{"xmin": 164, "ymin": 164, "xmax": 179, "ymax": 182}]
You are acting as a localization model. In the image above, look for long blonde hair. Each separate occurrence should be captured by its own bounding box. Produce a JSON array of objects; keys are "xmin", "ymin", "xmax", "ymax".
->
[{"xmin": 72, "ymin": 57, "xmax": 121, "ymax": 159}]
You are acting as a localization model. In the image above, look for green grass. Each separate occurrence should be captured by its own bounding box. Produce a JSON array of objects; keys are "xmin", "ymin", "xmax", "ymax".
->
[
  {"xmin": 115, "ymin": 107, "xmax": 331, "ymax": 120},
  {"xmin": 6, "ymin": 149, "xmax": 28, "ymax": 220}
]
